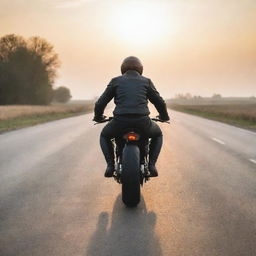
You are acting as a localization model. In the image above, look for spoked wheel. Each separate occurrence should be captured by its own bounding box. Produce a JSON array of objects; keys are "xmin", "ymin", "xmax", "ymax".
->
[{"xmin": 121, "ymin": 144, "xmax": 141, "ymax": 207}]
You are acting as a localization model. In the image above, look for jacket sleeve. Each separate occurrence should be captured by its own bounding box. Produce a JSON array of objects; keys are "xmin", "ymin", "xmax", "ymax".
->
[
  {"xmin": 94, "ymin": 79, "xmax": 115, "ymax": 118},
  {"xmin": 147, "ymin": 79, "xmax": 170, "ymax": 120}
]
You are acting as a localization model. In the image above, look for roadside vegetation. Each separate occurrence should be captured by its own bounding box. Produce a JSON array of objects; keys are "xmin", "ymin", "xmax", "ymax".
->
[
  {"xmin": 0, "ymin": 101, "xmax": 94, "ymax": 133},
  {"xmin": 0, "ymin": 34, "xmax": 60, "ymax": 105},
  {"xmin": 168, "ymin": 103, "xmax": 256, "ymax": 131},
  {"xmin": 0, "ymin": 34, "xmax": 92, "ymax": 133}
]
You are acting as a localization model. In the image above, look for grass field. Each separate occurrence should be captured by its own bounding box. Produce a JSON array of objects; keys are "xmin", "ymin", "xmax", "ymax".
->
[
  {"xmin": 169, "ymin": 104, "xmax": 256, "ymax": 131},
  {"xmin": 0, "ymin": 102, "xmax": 94, "ymax": 133}
]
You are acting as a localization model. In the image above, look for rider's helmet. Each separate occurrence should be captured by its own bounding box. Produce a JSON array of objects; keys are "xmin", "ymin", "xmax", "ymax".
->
[{"xmin": 121, "ymin": 56, "xmax": 143, "ymax": 75}]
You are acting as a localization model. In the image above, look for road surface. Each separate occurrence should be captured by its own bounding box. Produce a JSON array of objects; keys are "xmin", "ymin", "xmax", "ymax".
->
[{"xmin": 0, "ymin": 110, "xmax": 256, "ymax": 256}]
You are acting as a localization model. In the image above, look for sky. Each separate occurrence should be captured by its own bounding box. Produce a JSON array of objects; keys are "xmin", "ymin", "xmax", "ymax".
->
[{"xmin": 1, "ymin": 0, "xmax": 256, "ymax": 98}]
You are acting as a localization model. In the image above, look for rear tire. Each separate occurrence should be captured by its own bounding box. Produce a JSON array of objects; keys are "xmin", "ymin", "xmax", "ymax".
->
[{"xmin": 121, "ymin": 144, "xmax": 141, "ymax": 207}]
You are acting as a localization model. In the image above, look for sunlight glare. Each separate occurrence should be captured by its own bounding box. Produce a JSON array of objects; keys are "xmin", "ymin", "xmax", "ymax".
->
[{"xmin": 109, "ymin": 2, "xmax": 172, "ymax": 48}]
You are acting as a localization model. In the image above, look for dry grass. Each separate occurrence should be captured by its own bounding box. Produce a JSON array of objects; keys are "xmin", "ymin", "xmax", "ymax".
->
[
  {"xmin": 172, "ymin": 104, "xmax": 256, "ymax": 122},
  {"xmin": 0, "ymin": 103, "xmax": 94, "ymax": 132},
  {"xmin": 0, "ymin": 104, "xmax": 91, "ymax": 121},
  {"xmin": 169, "ymin": 104, "xmax": 256, "ymax": 130}
]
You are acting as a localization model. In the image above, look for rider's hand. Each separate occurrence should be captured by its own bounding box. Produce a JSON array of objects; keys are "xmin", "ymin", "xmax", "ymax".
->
[{"xmin": 93, "ymin": 115, "xmax": 106, "ymax": 122}]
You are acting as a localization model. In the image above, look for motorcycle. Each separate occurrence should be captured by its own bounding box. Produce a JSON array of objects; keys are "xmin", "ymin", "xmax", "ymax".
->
[{"xmin": 95, "ymin": 117, "xmax": 170, "ymax": 207}]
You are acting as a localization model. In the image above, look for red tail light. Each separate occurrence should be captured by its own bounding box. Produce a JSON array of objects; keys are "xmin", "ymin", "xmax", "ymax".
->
[{"xmin": 124, "ymin": 132, "xmax": 140, "ymax": 141}]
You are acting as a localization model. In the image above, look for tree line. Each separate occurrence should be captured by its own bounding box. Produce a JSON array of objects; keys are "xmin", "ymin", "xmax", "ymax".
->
[
  {"xmin": 0, "ymin": 34, "xmax": 71, "ymax": 105},
  {"xmin": 175, "ymin": 93, "xmax": 222, "ymax": 100}
]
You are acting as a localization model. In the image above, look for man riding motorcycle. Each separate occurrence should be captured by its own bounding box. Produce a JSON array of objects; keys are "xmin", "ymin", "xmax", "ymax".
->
[{"xmin": 93, "ymin": 56, "xmax": 170, "ymax": 178}]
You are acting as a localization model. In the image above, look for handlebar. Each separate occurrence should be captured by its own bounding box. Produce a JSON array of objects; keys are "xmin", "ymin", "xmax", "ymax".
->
[
  {"xmin": 94, "ymin": 117, "xmax": 170, "ymax": 125},
  {"xmin": 93, "ymin": 117, "xmax": 113, "ymax": 125},
  {"xmin": 151, "ymin": 118, "xmax": 170, "ymax": 124}
]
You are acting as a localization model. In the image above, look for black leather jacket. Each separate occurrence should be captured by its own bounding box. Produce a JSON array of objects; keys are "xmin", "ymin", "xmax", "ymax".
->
[{"xmin": 94, "ymin": 70, "xmax": 169, "ymax": 120}]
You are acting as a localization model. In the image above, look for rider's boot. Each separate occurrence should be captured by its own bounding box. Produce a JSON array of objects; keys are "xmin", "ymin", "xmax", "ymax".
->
[
  {"xmin": 148, "ymin": 135, "xmax": 163, "ymax": 177},
  {"xmin": 100, "ymin": 135, "xmax": 115, "ymax": 177},
  {"xmin": 148, "ymin": 163, "xmax": 158, "ymax": 177},
  {"xmin": 104, "ymin": 162, "xmax": 115, "ymax": 177}
]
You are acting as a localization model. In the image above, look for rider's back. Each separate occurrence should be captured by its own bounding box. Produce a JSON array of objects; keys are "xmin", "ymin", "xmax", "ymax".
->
[
  {"xmin": 95, "ymin": 69, "xmax": 169, "ymax": 120},
  {"xmin": 112, "ymin": 70, "xmax": 150, "ymax": 116}
]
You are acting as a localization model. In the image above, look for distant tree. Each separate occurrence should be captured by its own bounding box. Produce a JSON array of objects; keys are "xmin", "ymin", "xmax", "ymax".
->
[
  {"xmin": 212, "ymin": 93, "xmax": 222, "ymax": 99},
  {"xmin": 0, "ymin": 34, "xmax": 60, "ymax": 105},
  {"xmin": 175, "ymin": 93, "xmax": 193, "ymax": 100},
  {"xmin": 53, "ymin": 86, "xmax": 72, "ymax": 103},
  {"xmin": 0, "ymin": 34, "xmax": 26, "ymax": 60},
  {"xmin": 0, "ymin": 35, "xmax": 28, "ymax": 104},
  {"xmin": 175, "ymin": 94, "xmax": 183, "ymax": 99},
  {"xmin": 185, "ymin": 93, "xmax": 192, "ymax": 100},
  {"xmin": 175, "ymin": 93, "xmax": 187, "ymax": 99},
  {"xmin": 28, "ymin": 37, "xmax": 60, "ymax": 85},
  {"xmin": 193, "ymin": 95, "xmax": 203, "ymax": 100}
]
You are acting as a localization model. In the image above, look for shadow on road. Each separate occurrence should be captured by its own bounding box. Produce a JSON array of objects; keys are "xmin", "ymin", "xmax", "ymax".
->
[{"xmin": 86, "ymin": 195, "xmax": 162, "ymax": 256}]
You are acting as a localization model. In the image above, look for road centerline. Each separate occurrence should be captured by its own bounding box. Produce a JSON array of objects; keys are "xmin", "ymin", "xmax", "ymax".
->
[
  {"xmin": 212, "ymin": 137, "xmax": 226, "ymax": 145},
  {"xmin": 249, "ymin": 159, "xmax": 256, "ymax": 164}
]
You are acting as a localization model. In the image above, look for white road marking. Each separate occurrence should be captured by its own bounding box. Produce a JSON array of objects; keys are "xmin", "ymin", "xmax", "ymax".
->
[
  {"xmin": 249, "ymin": 159, "xmax": 256, "ymax": 164},
  {"xmin": 212, "ymin": 138, "xmax": 226, "ymax": 145}
]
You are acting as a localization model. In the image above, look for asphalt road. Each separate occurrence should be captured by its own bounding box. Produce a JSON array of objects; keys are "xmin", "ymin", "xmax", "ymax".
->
[{"xmin": 0, "ymin": 110, "xmax": 256, "ymax": 256}]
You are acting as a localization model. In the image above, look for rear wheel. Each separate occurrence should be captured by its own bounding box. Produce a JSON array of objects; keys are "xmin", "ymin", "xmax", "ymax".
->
[{"xmin": 121, "ymin": 144, "xmax": 141, "ymax": 207}]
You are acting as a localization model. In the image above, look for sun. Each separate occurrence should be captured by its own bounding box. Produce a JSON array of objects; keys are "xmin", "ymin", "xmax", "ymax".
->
[{"xmin": 109, "ymin": 2, "xmax": 172, "ymax": 47}]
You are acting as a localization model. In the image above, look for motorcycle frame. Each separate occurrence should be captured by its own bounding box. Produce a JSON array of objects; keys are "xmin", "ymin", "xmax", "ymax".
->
[{"xmin": 112, "ymin": 136, "xmax": 151, "ymax": 185}]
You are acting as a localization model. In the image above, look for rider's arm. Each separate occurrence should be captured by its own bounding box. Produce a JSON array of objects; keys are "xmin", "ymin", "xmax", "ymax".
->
[
  {"xmin": 147, "ymin": 79, "xmax": 170, "ymax": 121},
  {"xmin": 94, "ymin": 79, "xmax": 115, "ymax": 120}
]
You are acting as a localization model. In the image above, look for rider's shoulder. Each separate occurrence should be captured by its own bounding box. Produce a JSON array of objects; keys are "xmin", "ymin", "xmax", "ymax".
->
[
  {"xmin": 107, "ymin": 76, "xmax": 120, "ymax": 87},
  {"xmin": 109, "ymin": 74, "xmax": 151, "ymax": 83},
  {"xmin": 109, "ymin": 76, "xmax": 122, "ymax": 83},
  {"xmin": 140, "ymin": 75, "xmax": 151, "ymax": 81},
  {"xmin": 139, "ymin": 75, "xmax": 153, "ymax": 86}
]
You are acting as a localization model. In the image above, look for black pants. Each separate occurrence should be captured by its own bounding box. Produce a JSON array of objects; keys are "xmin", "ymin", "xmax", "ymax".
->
[{"xmin": 100, "ymin": 115, "xmax": 163, "ymax": 165}]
